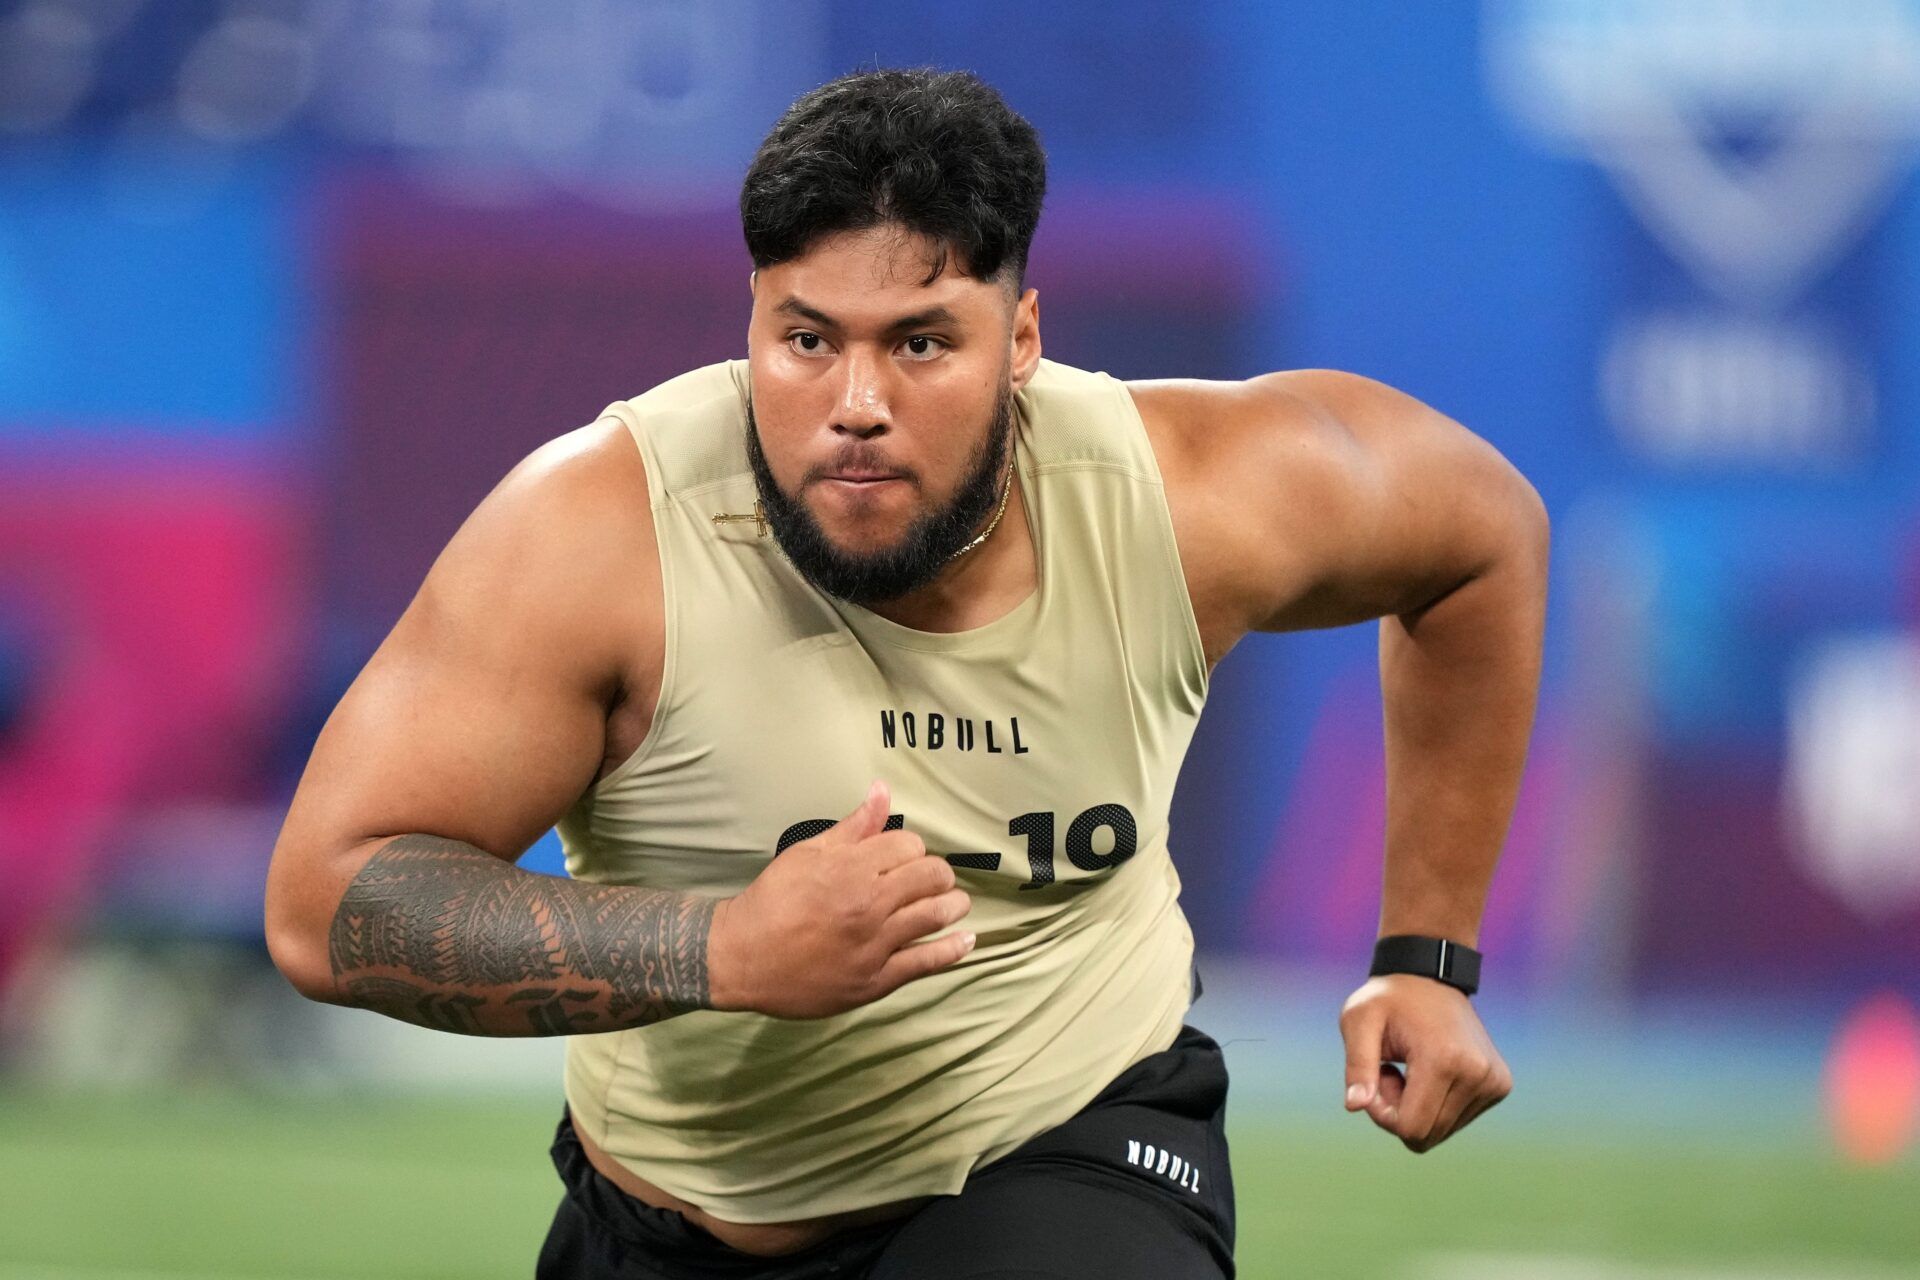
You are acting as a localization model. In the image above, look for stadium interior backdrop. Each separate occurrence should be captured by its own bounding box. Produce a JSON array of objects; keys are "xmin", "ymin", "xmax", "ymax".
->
[{"xmin": 0, "ymin": 2, "xmax": 1916, "ymax": 1277}]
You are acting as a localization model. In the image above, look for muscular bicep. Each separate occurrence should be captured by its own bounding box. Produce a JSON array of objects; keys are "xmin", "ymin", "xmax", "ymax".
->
[
  {"xmin": 266, "ymin": 420, "xmax": 655, "ymax": 955},
  {"xmin": 1152, "ymin": 370, "xmax": 1544, "ymax": 647},
  {"xmin": 1262, "ymin": 371, "xmax": 1541, "ymax": 630},
  {"xmin": 290, "ymin": 541, "xmax": 612, "ymax": 861}
]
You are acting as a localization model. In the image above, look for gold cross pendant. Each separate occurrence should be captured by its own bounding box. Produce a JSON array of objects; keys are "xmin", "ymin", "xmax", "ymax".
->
[{"xmin": 711, "ymin": 501, "xmax": 770, "ymax": 537}]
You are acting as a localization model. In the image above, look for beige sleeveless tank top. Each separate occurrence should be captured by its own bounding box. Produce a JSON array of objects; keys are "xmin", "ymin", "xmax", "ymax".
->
[{"xmin": 557, "ymin": 355, "xmax": 1211, "ymax": 1223}]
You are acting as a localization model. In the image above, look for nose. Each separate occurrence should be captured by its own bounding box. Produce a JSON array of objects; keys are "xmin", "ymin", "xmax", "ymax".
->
[{"xmin": 834, "ymin": 347, "xmax": 890, "ymax": 438}]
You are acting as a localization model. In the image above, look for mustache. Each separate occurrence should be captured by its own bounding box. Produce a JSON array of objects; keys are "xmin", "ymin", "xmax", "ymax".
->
[{"xmin": 806, "ymin": 445, "xmax": 918, "ymax": 485}]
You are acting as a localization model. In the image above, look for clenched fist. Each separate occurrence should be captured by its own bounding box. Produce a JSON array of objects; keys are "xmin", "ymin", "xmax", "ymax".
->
[
  {"xmin": 708, "ymin": 779, "xmax": 976, "ymax": 1019},
  {"xmin": 1339, "ymin": 973, "xmax": 1513, "ymax": 1153}
]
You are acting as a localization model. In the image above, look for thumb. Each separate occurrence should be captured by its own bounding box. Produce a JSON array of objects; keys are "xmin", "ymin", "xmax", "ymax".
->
[
  {"xmin": 1343, "ymin": 1007, "xmax": 1384, "ymax": 1111},
  {"xmin": 825, "ymin": 778, "xmax": 889, "ymax": 843}
]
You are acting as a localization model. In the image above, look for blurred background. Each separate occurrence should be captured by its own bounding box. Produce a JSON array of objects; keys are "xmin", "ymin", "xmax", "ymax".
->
[{"xmin": 1, "ymin": 0, "xmax": 1917, "ymax": 1276}]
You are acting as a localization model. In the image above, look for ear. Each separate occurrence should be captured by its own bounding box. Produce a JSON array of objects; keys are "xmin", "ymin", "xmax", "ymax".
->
[
  {"xmin": 1011, "ymin": 287, "xmax": 1042, "ymax": 389},
  {"xmin": 748, "ymin": 268, "xmax": 758, "ymax": 297}
]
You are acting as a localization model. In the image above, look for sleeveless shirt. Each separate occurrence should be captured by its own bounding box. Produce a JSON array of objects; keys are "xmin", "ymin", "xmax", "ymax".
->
[{"xmin": 557, "ymin": 355, "xmax": 1212, "ymax": 1223}]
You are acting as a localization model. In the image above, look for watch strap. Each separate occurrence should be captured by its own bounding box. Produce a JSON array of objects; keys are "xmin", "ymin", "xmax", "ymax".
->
[{"xmin": 1369, "ymin": 934, "xmax": 1481, "ymax": 996}]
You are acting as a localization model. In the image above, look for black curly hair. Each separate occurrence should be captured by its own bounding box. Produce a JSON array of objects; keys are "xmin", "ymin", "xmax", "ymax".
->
[{"xmin": 740, "ymin": 67, "xmax": 1047, "ymax": 294}]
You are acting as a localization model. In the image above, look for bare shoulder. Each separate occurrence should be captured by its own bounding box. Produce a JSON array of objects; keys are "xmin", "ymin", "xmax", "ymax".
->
[
  {"xmin": 495, "ymin": 413, "xmax": 657, "ymax": 561},
  {"xmin": 436, "ymin": 415, "xmax": 657, "ymax": 634},
  {"xmin": 1128, "ymin": 370, "xmax": 1521, "ymax": 658},
  {"xmin": 410, "ymin": 413, "xmax": 665, "ymax": 765},
  {"xmin": 1128, "ymin": 368, "xmax": 1428, "ymax": 483},
  {"xmin": 1126, "ymin": 370, "xmax": 1388, "ymax": 665}
]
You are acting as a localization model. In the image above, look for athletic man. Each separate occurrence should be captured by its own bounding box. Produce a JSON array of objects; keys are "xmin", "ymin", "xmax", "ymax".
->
[{"xmin": 265, "ymin": 67, "xmax": 1541, "ymax": 1278}]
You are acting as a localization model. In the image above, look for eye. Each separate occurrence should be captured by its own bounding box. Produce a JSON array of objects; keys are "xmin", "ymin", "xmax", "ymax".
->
[
  {"xmin": 786, "ymin": 331, "xmax": 828, "ymax": 355},
  {"xmin": 901, "ymin": 335, "xmax": 946, "ymax": 359}
]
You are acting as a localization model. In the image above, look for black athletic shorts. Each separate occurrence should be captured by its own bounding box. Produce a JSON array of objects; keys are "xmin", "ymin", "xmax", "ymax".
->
[{"xmin": 535, "ymin": 1022, "xmax": 1237, "ymax": 1279}]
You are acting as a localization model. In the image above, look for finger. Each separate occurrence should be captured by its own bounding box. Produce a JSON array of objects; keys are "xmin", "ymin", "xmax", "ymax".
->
[
  {"xmin": 1341, "ymin": 1006, "xmax": 1386, "ymax": 1110},
  {"xmin": 873, "ymin": 925, "xmax": 976, "ymax": 995},
  {"xmin": 1366, "ymin": 1062, "xmax": 1406, "ymax": 1133},
  {"xmin": 1406, "ymin": 1069, "xmax": 1480, "ymax": 1153},
  {"xmin": 1391, "ymin": 1054, "xmax": 1454, "ymax": 1147},
  {"xmin": 821, "ymin": 779, "xmax": 890, "ymax": 845},
  {"xmin": 879, "ymin": 887, "xmax": 972, "ymax": 950},
  {"xmin": 858, "ymin": 828, "xmax": 930, "ymax": 874},
  {"xmin": 1452, "ymin": 1066, "xmax": 1513, "ymax": 1135},
  {"xmin": 874, "ymin": 852, "xmax": 956, "ymax": 913},
  {"xmin": 1450, "ymin": 1091, "xmax": 1494, "ymax": 1137}
]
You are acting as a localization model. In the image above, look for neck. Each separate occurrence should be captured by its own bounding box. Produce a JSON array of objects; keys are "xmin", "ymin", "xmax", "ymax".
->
[{"xmin": 858, "ymin": 465, "xmax": 1033, "ymax": 633}]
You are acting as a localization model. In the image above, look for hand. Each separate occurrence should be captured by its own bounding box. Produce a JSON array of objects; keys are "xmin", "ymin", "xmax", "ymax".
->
[
  {"xmin": 1338, "ymin": 973, "xmax": 1512, "ymax": 1153},
  {"xmin": 708, "ymin": 779, "xmax": 975, "ymax": 1018}
]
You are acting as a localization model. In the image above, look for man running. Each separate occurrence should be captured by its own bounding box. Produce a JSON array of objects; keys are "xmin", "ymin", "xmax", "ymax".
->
[{"xmin": 265, "ymin": 66, "xmax": 1541, "ymax": 1279}]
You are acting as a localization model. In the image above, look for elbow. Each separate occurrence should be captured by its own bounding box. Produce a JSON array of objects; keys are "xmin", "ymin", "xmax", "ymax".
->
[
  {"xmin": 1514, "ymin": 476, "xmax": 1550, "ymax": 579},
  {"xmin": 1514, "ymin": 465, "xmax": 1548, "ymax": 537},
  {"xmin": 1491, "ymin": 461, "xmax": 1549, "ymax": 582},
  {"xmin": 1494, "ymin": 477, "xmax": 1552, "ymax": 649},
  {"xmin": 266, "ymin": 925, "xmax": 338, "ymax": 1004},
  {"xmin": 262, "ymin": 877, "xmax": 343, "ymax": 1005}
]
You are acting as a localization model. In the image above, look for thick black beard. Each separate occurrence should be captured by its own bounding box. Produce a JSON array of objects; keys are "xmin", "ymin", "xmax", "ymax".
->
[{"xmin": 744, "ymin": 378, "xmax": 1016, "ymax": 606}]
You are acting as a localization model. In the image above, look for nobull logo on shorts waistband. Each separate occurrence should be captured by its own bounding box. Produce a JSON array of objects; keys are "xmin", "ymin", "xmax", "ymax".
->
[{"xmin": 1125, "ymin": 1139, "xmax": 1199, "ymax": 1193}]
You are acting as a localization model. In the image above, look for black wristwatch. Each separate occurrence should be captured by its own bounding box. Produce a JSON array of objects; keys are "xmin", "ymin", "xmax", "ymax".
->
[{"xmin": 1369, "ymin": 934, "xmax": 1481, "ymax": 996}]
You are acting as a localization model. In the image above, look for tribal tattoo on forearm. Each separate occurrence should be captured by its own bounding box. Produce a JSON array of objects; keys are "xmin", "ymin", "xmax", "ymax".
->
[{"xmin": 325, "ymin": 834, "xmax": 716, "ymax": 1036}]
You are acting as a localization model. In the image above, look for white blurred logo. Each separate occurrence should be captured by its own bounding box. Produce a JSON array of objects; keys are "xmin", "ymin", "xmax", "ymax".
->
[
  {"xmin": 0, "ymin": 0, "xmax": 826, "ymax": 213},
  {"xmin": 1785, "ymin": 632, "xmax": 1920, "ymax": 919},
  {"xmin": 1485, "ymin": 0, "xmax": 1920, "ymax": 467}
]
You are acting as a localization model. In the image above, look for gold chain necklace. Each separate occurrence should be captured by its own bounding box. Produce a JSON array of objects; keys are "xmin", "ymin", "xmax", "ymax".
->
[{"xmin": 943, "ymin": 459, "xmax": 1015, "ymax": 564}]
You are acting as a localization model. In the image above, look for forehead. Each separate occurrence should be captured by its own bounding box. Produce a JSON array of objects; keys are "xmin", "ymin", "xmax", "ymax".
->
[{"xmin": 757, "ymin": 226, "xmax": 1003, "ymax": 324}]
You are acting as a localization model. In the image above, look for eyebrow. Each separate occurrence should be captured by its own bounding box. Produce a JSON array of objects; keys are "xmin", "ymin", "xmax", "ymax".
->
[{"xmin": 775, "ymin": 296, "xmax": 962, "ymax": 333}]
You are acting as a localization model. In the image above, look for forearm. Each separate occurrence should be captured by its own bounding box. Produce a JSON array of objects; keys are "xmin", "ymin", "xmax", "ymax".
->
[
  {"xmin": 1375, "ymin": 497, "xmax": 1548, "ymax": 947},
  {"xmin": 320, "ymin": 833, "xmax": 717, "ymax": 1036}
]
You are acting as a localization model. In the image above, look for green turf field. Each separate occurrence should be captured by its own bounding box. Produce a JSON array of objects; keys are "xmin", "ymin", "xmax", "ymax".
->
[{"xmin": 0, "ymin": 1090, "xmax": 1914, "ymax": 1279}]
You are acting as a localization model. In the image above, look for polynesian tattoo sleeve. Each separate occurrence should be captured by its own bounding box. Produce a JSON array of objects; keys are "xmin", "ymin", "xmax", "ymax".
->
[{"xmin": 325, "ymin": 834, "xmax": 716, "ymax": 1036}]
